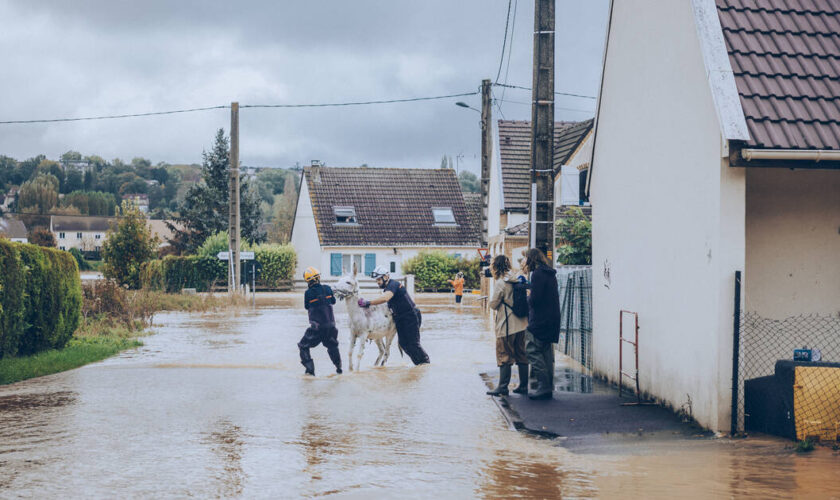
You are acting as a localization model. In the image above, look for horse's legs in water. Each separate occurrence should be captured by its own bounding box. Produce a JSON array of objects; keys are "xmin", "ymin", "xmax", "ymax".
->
[
  {"xmin": 356, "ymin": 331, "xmax": 369, "ymax": 370},
  {"xmin": 381, "ymin": 330, "xmax": 395, "ymax": 366},
  {"xmin": 347, "ymin": 333, "xmax": 358, "ymax": 371},
  {"xmin": 373, "ymin": 338, "xmax": 385, "ymax": 366}
]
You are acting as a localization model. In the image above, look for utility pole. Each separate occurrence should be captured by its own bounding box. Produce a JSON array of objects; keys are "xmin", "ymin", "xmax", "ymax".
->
[
  {"xmin": 530, "ymin": 0, "xmax": 555, "ymax": 260},
  {"xmin": 228, "ymin": 102, "xmax": 241, "ymax": 294},
  {"xmin": 480, "ymin": 78, "xmax": 492, "ymax": 248}
]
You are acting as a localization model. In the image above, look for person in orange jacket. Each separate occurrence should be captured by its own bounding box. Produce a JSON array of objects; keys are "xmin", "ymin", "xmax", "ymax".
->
[{"xmin": 448, "ymin": 271, "xmax": 465, "ymax": 304}]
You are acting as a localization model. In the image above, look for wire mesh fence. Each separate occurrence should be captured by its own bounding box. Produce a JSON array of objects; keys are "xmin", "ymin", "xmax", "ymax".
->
[
  {"xmin": 557, "ymin": 266, "xmax": 592, "ymax": 370},
  {"xmin": 735, "ymin": 311, "xmax": 840, "ymax": 441}
]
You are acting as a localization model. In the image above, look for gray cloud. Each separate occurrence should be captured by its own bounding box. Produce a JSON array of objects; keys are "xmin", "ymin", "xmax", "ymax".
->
[{"xmin": 0, "ymin": 0, "xmax": 608, "ymax": 173}]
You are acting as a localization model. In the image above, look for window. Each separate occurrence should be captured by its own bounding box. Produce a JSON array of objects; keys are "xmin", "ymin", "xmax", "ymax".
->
[
  {"xmin": 59, "ymin": 246, "xmax": 65, "ymax": 251},
  {"xmin": 390, "ymin": 261, "xmax": 396, "ymax": 273},
  {"xmin": 59, "ymin": 232, "xmax": 65, "ymax": 239},
  {"xmin": 77, "ymin": 232, "xmax": 82, "ymax": 239},
  {"xmin": 342, "ymin": 254, "xmax": 362, "ymax": 275},
  {"xmin": 364, "ymin": 253, "xmax": 376, "ymax": 275},
  {"xmin": 333, "ymin": 206, "xmax": 358, "ymax": 225},
  {"xmin": 95, "ymin": 234, "xmax": 101, "ymax": 240},
  {"xmin": 432, "ymin": 207, "xmax": 456, "ymax": 225},
  {"xmin": 579, "ymin": 169, "xmax": 590, "ymax": 205}
]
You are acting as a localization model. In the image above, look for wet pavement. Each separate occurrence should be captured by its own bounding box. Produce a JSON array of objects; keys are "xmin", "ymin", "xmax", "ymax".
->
[{"xmin": 1, "ymin": 293, "xmax": 839, "ymax": 498}]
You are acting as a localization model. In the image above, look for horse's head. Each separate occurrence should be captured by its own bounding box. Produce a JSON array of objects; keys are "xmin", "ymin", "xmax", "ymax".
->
[{"xmin": 332, "ymin": 273, "xmax": 359, "ymax": 300}]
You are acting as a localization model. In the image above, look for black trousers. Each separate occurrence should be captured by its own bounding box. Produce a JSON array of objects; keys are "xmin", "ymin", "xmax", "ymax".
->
[
  {"xmin": 394, "ymin": 310, "xmax": 430, "ymax": 365},
  {"xmin": 298, "ymin": 325, "xmax": 341, "ymax": 371}
]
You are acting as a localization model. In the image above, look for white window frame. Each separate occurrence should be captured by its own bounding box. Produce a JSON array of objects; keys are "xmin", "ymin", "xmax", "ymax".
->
[{"xmin": 432, "ymin": 207, "xmax": 457, "ymax": 226}]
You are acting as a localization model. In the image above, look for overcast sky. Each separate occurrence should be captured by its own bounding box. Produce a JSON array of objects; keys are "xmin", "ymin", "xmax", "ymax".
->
[{"xmin": 0, "ymin": 0, "xmax": 609, "ymax": 173}]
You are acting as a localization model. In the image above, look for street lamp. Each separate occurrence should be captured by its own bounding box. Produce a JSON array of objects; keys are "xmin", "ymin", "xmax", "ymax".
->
[{"xmin": 455, "ymin": 101, "xmax": 481, "ymax": 113}]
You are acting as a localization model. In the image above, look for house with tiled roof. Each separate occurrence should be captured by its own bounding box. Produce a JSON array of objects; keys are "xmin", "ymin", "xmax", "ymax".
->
[
  {"xmin": 290, "ymin": 165, "xmax": 481, "ymax": 283},
  {"xmin": 589, "ymin": 0, "xmax": 840, "ymax": 433},
  {"xmin": 0, "ymin": 216, "xmax": 28, "ymax": 243},
  {"xmin": 487, "ymin": 119, "xmax": 593, "ymax": 262}
]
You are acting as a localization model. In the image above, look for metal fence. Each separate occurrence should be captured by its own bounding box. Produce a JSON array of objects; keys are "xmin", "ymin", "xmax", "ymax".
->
[
  {"xmin": 557, "ymin": 266, "xmax": 592, "ymax": 369},
  {"xmin": 734, "ymin": 310, "xmax": 840, "ymax": 440}
]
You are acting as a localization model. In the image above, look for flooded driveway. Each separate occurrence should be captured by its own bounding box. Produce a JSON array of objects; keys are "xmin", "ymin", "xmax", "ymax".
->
[{"xmin": 1, "ymin": 294, "xmax": 838, "ymax": 498}]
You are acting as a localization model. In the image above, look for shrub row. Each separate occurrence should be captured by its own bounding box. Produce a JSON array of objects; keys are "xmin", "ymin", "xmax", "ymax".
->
[
  {"xmin": 0, "ymin": 240, "xmax": 82, "ymax": 358},
  {"xmin": 141, "ymin": 244, "xmax": 296, "ymax": 292},
  {"xmin": 401, "ymin": 250, "xmax": 480, "ymax": 291}
]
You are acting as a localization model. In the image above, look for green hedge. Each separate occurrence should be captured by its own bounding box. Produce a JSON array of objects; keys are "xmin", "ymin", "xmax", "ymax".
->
[
  {"xmin": 141, "ymin": 244, "xmax": 296, "ymax": 292},
  {"xmin": 0, "ymin": 240, "xmax": 82, "ymax": 358},
  {"xmin": 402, "ymin": 250, "xmax": 480, "ymax": 291}
]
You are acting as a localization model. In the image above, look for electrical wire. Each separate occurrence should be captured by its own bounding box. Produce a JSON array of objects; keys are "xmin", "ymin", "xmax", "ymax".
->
[
  {"xmin": 0, "ymin": 105, "xmax": 230, "ymax": 125},
  {"xmin": 494, "ymin": 82, "xmax": 596, "ymax": 100},
  {"xmin": 0, "ymin": 91, "xmax": 480, "ymax": 125},
  {"xmin": 497, "ymin": 98, "xmax": 593, "ymax": 114},
  {"xmin": 499, "ymin": 0, "xmax": 518, "ymax": 104},
  {"xmin": 494, "ymin": 0, "xmax": 513, "ymax": 84}
]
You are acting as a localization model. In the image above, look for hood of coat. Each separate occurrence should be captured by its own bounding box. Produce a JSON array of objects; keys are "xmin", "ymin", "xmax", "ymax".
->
[
  {"xmin": 502, "ymin": 272, "xmax": 523, "ymax": 284},
  {"xmin": 531, "ymin": 264, "xmax": 557, "ymax": 280}
]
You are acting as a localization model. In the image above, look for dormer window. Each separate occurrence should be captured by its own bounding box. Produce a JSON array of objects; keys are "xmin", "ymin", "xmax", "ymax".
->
[
  {"xmin": 334, "ymin": 206, "xmax": 358, "ymax": 225},
  {"xmin": 432, "ymin": 207, "xmax": 456, "ymax": 226}
]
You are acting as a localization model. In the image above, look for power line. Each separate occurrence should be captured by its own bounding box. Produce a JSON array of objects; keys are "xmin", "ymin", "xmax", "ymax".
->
[
  {"xmin": 240, "ymin": 91, "xmax": 478, "ymax": 109},
  {"xmin": 499, "ymin": 0, "xmax": 518, "ymax": 104},
  {"xmin": 494, "ymin": 0, "xmax": 513, "ymax": 84},
  {"xmin": 493, "ymin": 82, "xmax": 597, "ymax": 100},
  {"xmin": 0, "ymin": 105, "xmax": 230, "ymax": 125},
  {"xmin": 0, "ymin": 91, "xmax": 480, "ymax": 125},
  {"xmin": 497, "ymin": 98, "xmax": 593, "ymax": 114}
]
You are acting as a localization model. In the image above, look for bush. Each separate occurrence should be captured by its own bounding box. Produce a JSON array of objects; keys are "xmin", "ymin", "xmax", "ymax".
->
[
  {"xmin": 69, "ymin": 247, "xmax": 92, "ymax": 271},
  {"xmin": 402, "ymin": 251, "xmax": 480, "ymax": 291},
  {"xmin": 555, "ymin": 207, "xmax": 592, "ymax": 265},
  {"xmin": 0, "ymin": 240, "xmax": 82, "ymax": 358},
  {"xmin": 102, "ymin": 201, "xmax": 159, "ymax": 289},
  {"xmin": 141, "ymin": 255, "xmax": 226, "ymax": 293},
  {"xmin": 253, "ymin": 244, "xmax": 296, "ymax": 288}
]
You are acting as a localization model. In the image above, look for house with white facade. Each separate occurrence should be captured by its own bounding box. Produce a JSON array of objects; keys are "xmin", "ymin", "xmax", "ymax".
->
[
  {"xmin": 0, "ymin": 216, "xmax": 28, "ymax": 243},
  {"xmin": 50, "ymin": 215, "xmax": 175, "ymax": 252},
  {"xmin": 589, "ymin": 0, "xmax": 840, "ymax": 432},
  {"xmin": 290, "ymin": 165, "xmax": 481, "ymax": 283},
  {"xmin": 487, "ymin": 119, "xmax": 593, "ymax": 261}
]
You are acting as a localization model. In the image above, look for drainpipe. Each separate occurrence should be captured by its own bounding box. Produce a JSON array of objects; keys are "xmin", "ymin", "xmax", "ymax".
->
[{"xmin": 741, "ymin": 149, "xmax": 840, "ymax": 162}]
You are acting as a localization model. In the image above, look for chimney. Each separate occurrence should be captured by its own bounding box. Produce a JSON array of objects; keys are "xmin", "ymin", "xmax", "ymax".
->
[{"xmin": 311, "ymin": 160, "xmax": 321, "ymax": 183}]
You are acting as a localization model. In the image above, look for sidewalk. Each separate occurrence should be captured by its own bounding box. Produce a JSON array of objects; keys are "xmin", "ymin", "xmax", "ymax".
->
[{"xmin": 480, "ymin": 357, "xmax": 712, "ymax": 450}]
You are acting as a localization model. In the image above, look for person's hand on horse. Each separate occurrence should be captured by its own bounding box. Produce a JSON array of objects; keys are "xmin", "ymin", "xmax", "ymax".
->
[{"xmin": 358, "ymin": 298, "xmax": 371, "ymax": 308}]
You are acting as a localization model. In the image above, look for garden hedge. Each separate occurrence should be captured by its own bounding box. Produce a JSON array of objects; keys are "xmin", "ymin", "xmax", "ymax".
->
[
  {"xmin": 401, "ymin": 250, "xmax": 480, "ymax": 291},
  {"xmin": 141, "ymin": 244, "xmax": 296, "ymax": 293},
  {"xmin": 0, "ymin": 240, "xmax": 82, "ymax": 358}
]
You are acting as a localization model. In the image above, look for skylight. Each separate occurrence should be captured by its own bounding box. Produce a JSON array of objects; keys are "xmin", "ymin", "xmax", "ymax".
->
[
  {"xmin": 334, "ymin": 206, "xmax": 358, "ymax": 224},
  {"xmin": 432, "ymin": 207, "xmax": 456, "ymax": 225}
]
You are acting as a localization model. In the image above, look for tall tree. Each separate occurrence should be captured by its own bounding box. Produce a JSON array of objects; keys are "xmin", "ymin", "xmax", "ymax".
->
[
  {"xmin": 102, "ymin": 201, "xmax": 159, "ymax": 289},
  {"xmin": 18, "ymin": 174, "xmax": 59, "ymax": 214},
  {"xmin": 170, "ymin": 129, "xmax": 264, "ymax": 253}
]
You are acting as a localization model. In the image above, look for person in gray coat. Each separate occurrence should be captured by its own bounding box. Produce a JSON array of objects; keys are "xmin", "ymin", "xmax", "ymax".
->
[{"xmin": 486, "ymin": 255, "xmax": 529, "ymax": 396}]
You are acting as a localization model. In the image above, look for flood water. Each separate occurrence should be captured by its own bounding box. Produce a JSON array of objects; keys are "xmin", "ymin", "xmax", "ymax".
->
[{"xmin": 1, "ymin": 294, "xmax": 838, "ymax": 498}]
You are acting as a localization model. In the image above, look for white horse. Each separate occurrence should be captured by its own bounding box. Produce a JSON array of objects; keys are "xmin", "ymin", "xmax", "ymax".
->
[{"xmin": 331, "ymin": 268, "xmax": 399, "ymax": 371}]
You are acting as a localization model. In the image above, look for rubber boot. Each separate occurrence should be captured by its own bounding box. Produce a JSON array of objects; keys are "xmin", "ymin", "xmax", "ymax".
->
[
  {"xmin": 512, "ymin": 364, "xmax": 529, "ymax": 394},
  {"xmin": 486, "ymin": 364, "xmax": 511, "ymax": 396},
  {"xmin": 302, "ymin": 360, "xmax": 315, "ymax": 376}
]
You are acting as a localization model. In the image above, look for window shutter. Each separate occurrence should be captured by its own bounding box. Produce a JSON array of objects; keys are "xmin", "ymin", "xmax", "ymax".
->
[
  {"xmin": 364, "ymin": 253, "xmax": 376, "ymax": 275},
  {"xmin": 330, "ymin": 253, "xmax": 342, "ymax": 276}
]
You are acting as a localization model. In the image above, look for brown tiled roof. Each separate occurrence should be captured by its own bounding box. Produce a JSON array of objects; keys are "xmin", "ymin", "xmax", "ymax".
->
[
  {"xmin": 0, "ymin": 216, "xmax": 28, "ymax": 239},
  {"xmin": 462, "ymin": 192, "xmax": 482, "ymax": 229},
  {"xmin": 51, "ymin": 215, "xmax": 113, "ymax": 232},
  {"xmin": 717, "ymin": 0, "xmax": 840, "ymax": 150},
  {"xmin": 497, "ymin": 119, "xmax": 593, "ymax": 211},
  {"xmin": 554, "ymin": 120, "xmax": 594, "ymax": 176},
  {"xmin": 304, "ymin": 166, "xmax": 480, "ymax": 247},
  {"xmin": 555, "ymin": 204, "xmax": 592, "ymax": 220}
]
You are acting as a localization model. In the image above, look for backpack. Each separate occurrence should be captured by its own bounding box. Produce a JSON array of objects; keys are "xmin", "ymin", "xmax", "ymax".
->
[{"xmin": 505, "ymin": 281, "xmax": 529, "ymax": 318}]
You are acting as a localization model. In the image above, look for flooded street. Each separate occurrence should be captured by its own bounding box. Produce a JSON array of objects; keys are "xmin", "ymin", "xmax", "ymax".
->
[{"xmin": 1, "ymin": 295, "xmax": 838, "ymax": 498}]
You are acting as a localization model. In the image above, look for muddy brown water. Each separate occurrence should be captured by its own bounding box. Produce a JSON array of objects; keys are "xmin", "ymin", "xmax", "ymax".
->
[{"xmin": 1, "ymin": 294, "xmax": 838, "ymax": 498}]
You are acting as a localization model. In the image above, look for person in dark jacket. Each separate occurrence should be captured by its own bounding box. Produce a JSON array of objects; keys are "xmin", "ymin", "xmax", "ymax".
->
[
  {"xmin": 358, "ymin": 266, "xmax": 430, "ymax": 365},
  {"xmin": 298, "ymin": 267, "xmax": 342, "ymax": 376},
  {"xmin": 523, "ymin": 249, "xmax": 561, "ymax": 400}
]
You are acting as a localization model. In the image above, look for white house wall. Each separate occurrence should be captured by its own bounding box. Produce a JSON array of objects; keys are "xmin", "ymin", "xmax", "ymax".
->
[
  {"xmin": 290, "ymin": 180, "xmax": 322, "ymax": 278},
  {"xmin": 591, "ymin": 0, "xmax": 745, "ymax": 431},
  {"xmin": 488, "ymin": 121, "xmax": 502, "ymax": 238},
  {"xmin": 319, "ymin": 246, "xmax": 479, "ymax": 279},
  {"xmin": 746, "ymin": 168, "xmax": 840, "ymax": 318}
]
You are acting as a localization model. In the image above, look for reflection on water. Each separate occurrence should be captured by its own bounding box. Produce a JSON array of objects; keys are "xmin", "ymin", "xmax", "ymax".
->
[{"xmin": 0, "ymin": 293, "xmax": 837, "ymax": 498}]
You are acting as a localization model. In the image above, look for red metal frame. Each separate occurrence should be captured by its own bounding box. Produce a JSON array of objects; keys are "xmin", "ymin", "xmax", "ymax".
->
[{"xmin": 619, "ymin": 310, "xmax": 641, "ymax": 403}]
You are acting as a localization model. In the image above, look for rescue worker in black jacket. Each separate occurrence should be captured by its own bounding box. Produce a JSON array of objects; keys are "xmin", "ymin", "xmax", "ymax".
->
[
  {"xmin": 358, "ymin": 266, "xmax": 430, "ymax": 365},
  {"xmin": 298, "ymin": 267, "xmax": 342, "ymax": 376}
]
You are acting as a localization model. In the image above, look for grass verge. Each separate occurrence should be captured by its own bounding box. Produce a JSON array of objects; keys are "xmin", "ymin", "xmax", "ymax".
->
[{"xmin": 0, "ymin": 336, "xmax": 142, "ymax": 385}]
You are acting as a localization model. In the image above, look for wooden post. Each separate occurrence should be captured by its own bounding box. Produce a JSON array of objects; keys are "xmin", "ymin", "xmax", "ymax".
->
[
  {"xmin": 480, "ymin": 79, "xmax": 492, "ymax": 247},
  {"xmin": 229, "ymin": 102, "xmax": 241, "ymax": 294},
  {"xmin": 530, "ymin": 0, "xmax": 555, "ymax": 259}
]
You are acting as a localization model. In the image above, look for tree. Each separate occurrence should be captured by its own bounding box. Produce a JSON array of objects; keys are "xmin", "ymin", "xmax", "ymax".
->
[
  {"xmin": 61, "ymin": 150, "xmax": 82, "ymax": 163},
  {"xmin": 18, "ymin": 174, "xmax": 59, "ymax": 214},
  {"xmin": 102, "ymin": 200, "xmax": 159, "ymax": 289},
  {"xmin": 27, "ymin": 226, "xmax": 56, "ymax": 247},
  {"xmin": 63, "ymin": 169, "xmax": 84, "ymax": 193},
  {"xmin": 555, "ymin": 207, "xmax": 592, "ymax": 265},
  {"xmin": 170, "ymin": 129, "xmax": 264, "ymax": 253},
  {"xmin": 458, "ymin": 171, "xmax": 480, "ymax": 193}
]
